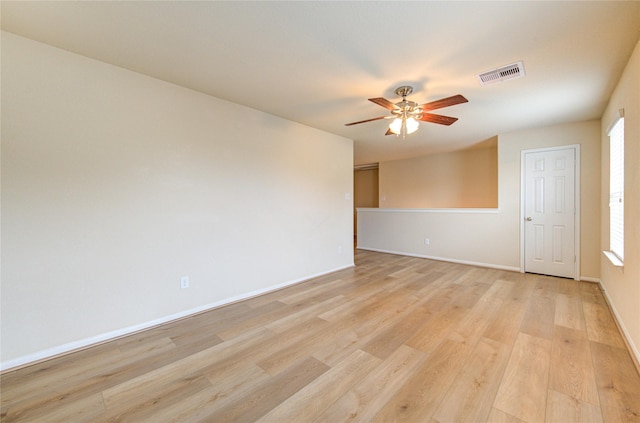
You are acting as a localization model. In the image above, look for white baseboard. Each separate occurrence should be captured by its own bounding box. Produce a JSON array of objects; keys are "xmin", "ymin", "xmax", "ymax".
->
[
  {"xmin": 598, "ymin": 282, "xmax": 640, "ymax": 371},
  {"xmin": 580, "ymin": 276, "xmax": 601, "ymax": 283},
  {"xmin": 356, "ymin": 246, "xmax": 520, "ymax": 272},
  {"xmin": 0, "ymin": 263, "xmax": 355, "ymax": 372}
]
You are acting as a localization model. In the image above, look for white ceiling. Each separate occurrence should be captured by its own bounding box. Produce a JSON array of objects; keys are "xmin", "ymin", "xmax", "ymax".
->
[{"xmin": 2, "ymin": 1, "xmax": 639, "ymax": 165}]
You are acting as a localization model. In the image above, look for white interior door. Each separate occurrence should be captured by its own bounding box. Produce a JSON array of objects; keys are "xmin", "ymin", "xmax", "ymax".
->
[{"xmin": 522, "ymin": 147, "xmax": 577, "ymax": 279}]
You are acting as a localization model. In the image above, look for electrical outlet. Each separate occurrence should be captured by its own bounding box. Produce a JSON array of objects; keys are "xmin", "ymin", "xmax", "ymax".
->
[
  {"xmin": 424, "ymin": 238, "xmax": 430, "ymax": 246},
  {"xmin": 180, "ymin": 276, "xmax": 189, "ymax": 289}
]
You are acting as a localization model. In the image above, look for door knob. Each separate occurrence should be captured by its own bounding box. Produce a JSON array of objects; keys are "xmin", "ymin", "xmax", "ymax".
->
[{"xmin": 525, "ymin": 217, "xmax": 533, "ymax": 221}]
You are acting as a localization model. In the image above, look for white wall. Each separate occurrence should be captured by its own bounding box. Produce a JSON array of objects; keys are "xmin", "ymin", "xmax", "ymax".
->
[
  {"xmin": 358, "ymin": 120, "xmax": 601, "ymax": 278},
  {"xmin": 600, "ymin": 39, "xmax": 640, "ymax": 360},
  {"xmin": 1, "ymin": 32, "xmax": 354, "ymax": 369},
  {"xmin": 357, "ymin": 208, "xmax": 515, "ymax": 270}
]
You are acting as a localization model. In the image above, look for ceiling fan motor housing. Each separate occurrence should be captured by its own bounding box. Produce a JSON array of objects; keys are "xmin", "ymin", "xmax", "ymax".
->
[
  {"xmin": 394, "ymin": 85, "xmax": 414, "ymax": 97},
  {"xmin": 393, "ymin": 100, "xmax": 422, "ymax": 118},
  {"xmin": 392, "ymin": 86, "xmax": 422, "ymax": 118}
]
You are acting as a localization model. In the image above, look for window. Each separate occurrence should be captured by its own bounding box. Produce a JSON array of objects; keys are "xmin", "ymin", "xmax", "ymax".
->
[{"xmin": 607, "ymin": 115, "xmax": 624, "ymax": 265}]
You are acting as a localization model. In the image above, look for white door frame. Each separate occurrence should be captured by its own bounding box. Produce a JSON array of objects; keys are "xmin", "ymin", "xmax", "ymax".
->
[{"xmin": 520, "ymin": 144, "xmax": 581, "ymax": 280}]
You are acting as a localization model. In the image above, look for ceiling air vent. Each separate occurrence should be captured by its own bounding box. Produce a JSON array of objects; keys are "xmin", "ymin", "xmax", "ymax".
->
[{"xmin": 477, "ymin": 61, "xmax": 525, "ymax": 86}]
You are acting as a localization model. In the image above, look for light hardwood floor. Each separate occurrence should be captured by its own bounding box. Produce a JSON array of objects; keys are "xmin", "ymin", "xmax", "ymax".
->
[{"xmin": 2, "ymin": 250, "xmax": 640, "ymax": 422}]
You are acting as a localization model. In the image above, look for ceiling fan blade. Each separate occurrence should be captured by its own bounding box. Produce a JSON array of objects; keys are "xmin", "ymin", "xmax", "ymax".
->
[
  {"xmin": 368, "ymin": 97, "xmax": 398, "ymax": 111},
  {"xmin": 419, "ymin": 113, "xmax": 459, "ymax": 126},
  {"xmin": 345, "ymin": 116, "xmax": 387, "ymax": 126},
  {"xmin": 421, "ymin": 94, "xmax": 468, "ymax": 111}
]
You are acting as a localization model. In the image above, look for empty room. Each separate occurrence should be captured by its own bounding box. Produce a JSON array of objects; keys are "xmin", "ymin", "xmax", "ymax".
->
[{"xmin": 1, "ymin": 1, "xmax": 640, "ymax": 422}]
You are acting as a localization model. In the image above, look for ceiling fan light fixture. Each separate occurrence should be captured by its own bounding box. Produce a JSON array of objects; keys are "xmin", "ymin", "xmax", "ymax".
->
[
  {"xmin": 389, "ymin": 118, "xmax": 403, "ymax": 135},
  {"xmin": 406, "ymin": 117, "xmax": 419, "ymax": 134},
  {"xmin": 389, "ymin": 117, "xmax": 419, "ymax": 135}
]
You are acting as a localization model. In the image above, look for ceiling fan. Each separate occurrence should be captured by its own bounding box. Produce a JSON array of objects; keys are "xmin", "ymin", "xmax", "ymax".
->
[{"xmin": 345, "ymin": 86, "xmax": 468, "ymax": 137}]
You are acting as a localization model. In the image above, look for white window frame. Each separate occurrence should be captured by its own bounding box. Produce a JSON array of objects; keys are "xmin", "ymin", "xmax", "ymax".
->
[{"xmin": 604, "ymin": 112, "xmax": 624, "ymax": 267}]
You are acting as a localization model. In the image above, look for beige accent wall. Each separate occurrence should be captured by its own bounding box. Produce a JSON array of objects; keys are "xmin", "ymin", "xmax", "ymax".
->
[
  {"xmin": 358, "ymin": 119, "xmax": 601, "ymax": 279},
  {"xmin": 353, "ymin": 168, "xmax": 379, "ymax": 238},
  {"xmin": 354, "ymin": 169, "xmax": 379, "ymax": 209},
  {"xmin": 1, "ymin": 32, "xmax": 354, "ymax": 368},
  {"xmin": 379, "ymin": 140, "xmax": 498, "ymax": 208},
  {"xmin": 600, "ymin": 39, "xmax": 640, "ymax": 359}
]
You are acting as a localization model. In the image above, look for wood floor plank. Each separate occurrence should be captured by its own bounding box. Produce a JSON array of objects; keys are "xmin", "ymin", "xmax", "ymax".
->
[
  {"xmin": 0, "ymin": 342, "xmax": 122, "ymax": 406},
  {"xmin": 169, "ymin": 327, "xmax": 224, "ymax": 350},
  {"xmin": 482, "ymin": 280, "xmax": 532, "ymax": 346},
  {"xmin": 404, "ymin": 270, "xmax": 445, "ymax": 290},
  {"xmin": 131, "ymin": 301, "xmax": 254, "ymax": 343},
  {"xmin": 556, "ymin": 278, "xmax": 582, "ymax": 297},
  {"xmin": 454, "ymin": 266, "xmax": 505, "ymax": 287},
  {"xmin": 316, "ymin": 344, "xmax": 427, "ymax": 423},
  {"xmin": 579, "ymin": 282, "xmax": 604, "ymax": 304},
  {"xmin": 197, "ymin": 356, "xmax": 330, "ymax": 422},
  {"xmin": 277, "ymin": 276, "xmax": 349, "ymax": 305},
  {"xmin": 0, "ymin": 391, "xmax": 106, "ymax": 423},
  {"xmin": 493, "ymin": 332, "xmax": 552, "ymax": 422},
  {"xmin": 313, "ymin": 288, "xmax": 422, "ymax": 366},
  {"xmin": 548, "ymin": 325, "xmax": 599, "ymax": 405},
  {"xmin": 101, "ymin": 363, "xmax": 211, "ymax": 411},
  {"xmin": 132, "ymin": 365, "xmax": 269, "ymax": 423},
  {"xmin": 372, "ymin": 339, "xmax": 472, "ymax": 422},
  {"xmin": 485, "ymin": 278, "xmax": 517, "ymax": 301},
  {"xmin": 100, "ymin": 375, "xmax": 214, "ymax": 423},
  {"xmin": 487, "ymin": 407, "xmax": 528, "ymax": 422},
  {"xmin": 0, "ymin": 336, "xmax": 186, "ymax": 421},
  {"xmin": 256, "ymin": 349, "xmax": 381, "ymax": 422},
  {"xmin": 361, "ymin": 302, "xmax": 433, "ymax": 360},
  {"xmin": 41, "ymin": 393, "xmax": 106, "ymax": 423},
  {"xmin": 203, "ymin": 363, "xmax": 273, "ymax": 414},
  {"xmin": 555, "ymin": 293, "xmax": 587, "ymax": 331},
  {"xmin": 204, "ymin": 361, "xmax": 270, "ymax": 401},
  {"xmin": 404, "ymin": 303, "xmax": 466, "ymax": 354},
  {"xmin": 582, "ymin": 301, "xmax": 627, "ymax": 348},
  {"xmin": 350, "ymin": 288, "xmax": 422, "ymax": 339},
  {"xmin": 133, "ymin": 387, "xmax": 221, "ymax": 423},
  {"xmin": 264, "ymin": 294, "xmax": 348, "ymax": 334},
  {"xmin": 214, "ymin": 300, "xmax": 292, "ymax": 340},
  {"xmin": 447, "ymin": 293, "xmax": 502, "ymax": 347},
  {"xmin": 218, "ymin": 317, "xmax": 330, "ymax": 377},
  {"xmin": 256, "ymin": 317, "xmax": 356, "ymax": 376},
  {"xmin": 100, "ymin": 327, "xmax": 272, "ymax": 409},
  {"xmin": 316, "ymin": 286, "xmax": 392, "ymax": 322},
  {"xmin": 432, "ymin": 337, "xmax": 511, "ymax": 423},
  {"xmin": 386, "ymin": 271, "xmax": 439, "ymax": 293},
  {"xmin": 241, "ymin": 271, "xmax": 346, "ymax": 309},
  {"xmin": 545, "ymin": 389, "xmax": 603, "ymax": 423},
  {"xmin": 519, "ymin": 278, "xmax": 557, "ymax": 340},
  {"xmin": 590, "ymin": 341, "xmax": 640, "ymax": 422},
  {"xmin": 450, "ymin": 280, "xmax": 493, "ymax": 309}
]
